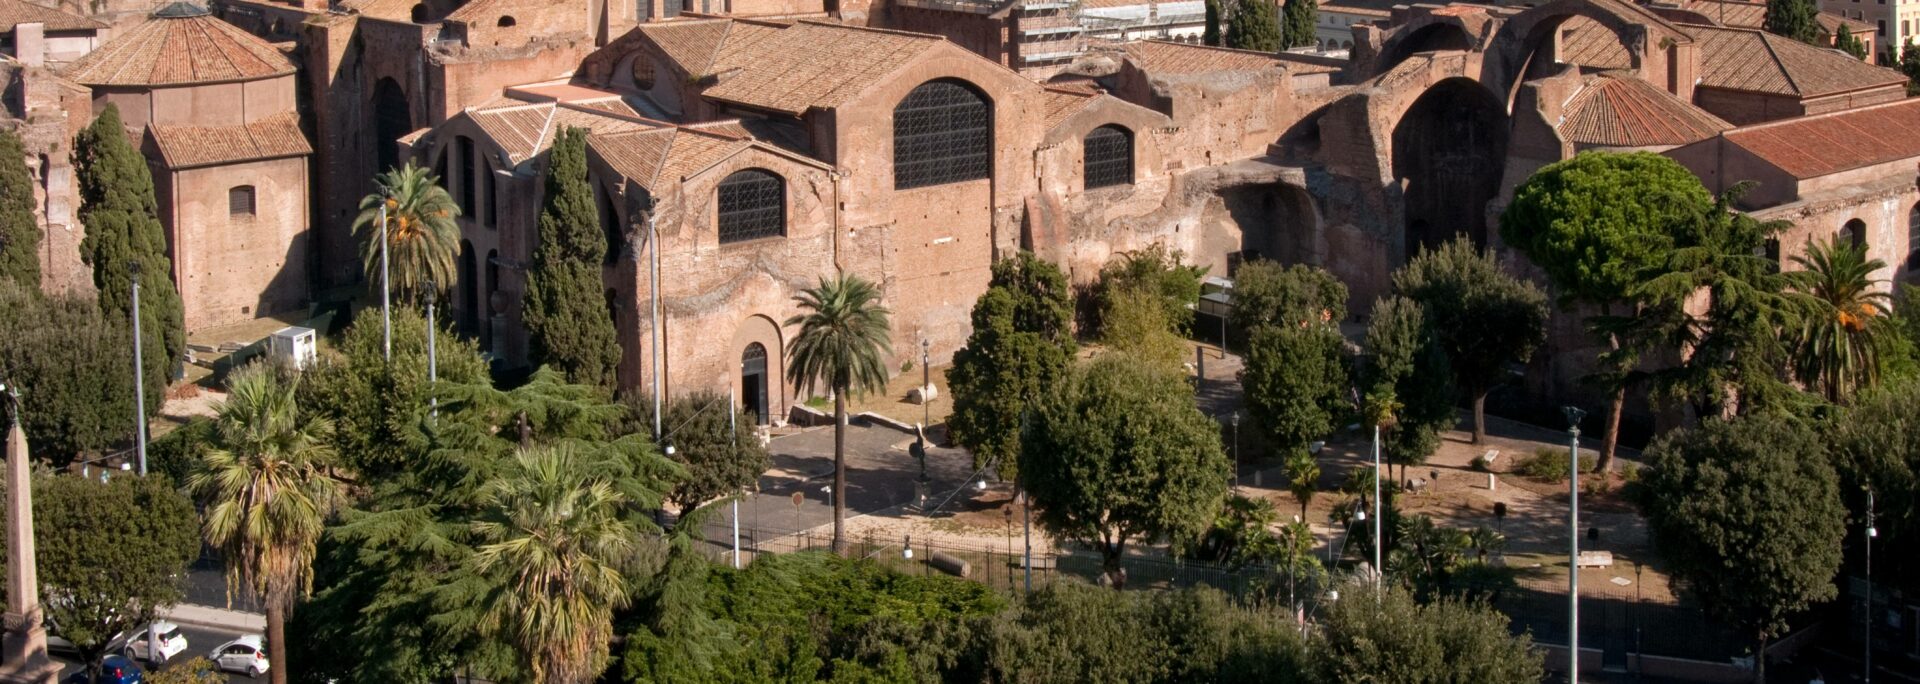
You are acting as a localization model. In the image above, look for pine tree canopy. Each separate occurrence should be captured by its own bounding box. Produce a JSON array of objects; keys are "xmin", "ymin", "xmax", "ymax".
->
[
  {"xmin": 523, "ymin": 126, "xmax": 622, "ymax": 388},
  {"xmin": 73, "ymin": 104, "xmax": 185, "ymax": 393},
  {"xmin": 0, "ymin": 128, "xmax": 41, "ymax": 288}
]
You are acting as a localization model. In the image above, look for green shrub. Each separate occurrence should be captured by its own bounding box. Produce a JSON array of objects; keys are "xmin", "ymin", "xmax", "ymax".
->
[{"xmin": 1519, "ymin": 448, "xmax": 1595, "ymax": 482}]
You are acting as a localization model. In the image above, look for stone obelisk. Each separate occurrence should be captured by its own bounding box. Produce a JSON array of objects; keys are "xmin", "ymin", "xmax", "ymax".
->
[{"xmin": 0, "ymin": 387, "xmax": 58, "ymax": 684}]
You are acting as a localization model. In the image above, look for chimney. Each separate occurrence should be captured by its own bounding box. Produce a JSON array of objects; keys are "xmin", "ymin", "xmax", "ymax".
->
[{"xmin": 14, "ymin": 22, "xmax": 45, "ymax": 67}]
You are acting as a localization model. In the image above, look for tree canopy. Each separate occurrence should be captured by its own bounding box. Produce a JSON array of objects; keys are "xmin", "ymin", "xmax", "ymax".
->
[
  {"xmin": 659, "ymin": 390, "xmax": 769, "ymax": 521},
  {"xmin": 1095, "ymin": 244, "xmax": 1206, "ymax": 335},
  {"xmin": 1362, "ymin": 295, "xmax": 1454, "ymax": 473},
  {"xmin": 1501, "ymin": 152, "xmax": 1712, "ymax": 305},
  {"xmin": 1228, "ymin": 260, "xmax": 1348, "ymax": 343},
  {"xmin": 0, "ymin": 280, "xmax": 139, "ymax": 465},
  {"xmin": 1020, "ymin": 353, "xmax": 1231, "ymax": 587},
  {"xmin": 947, "ymin": 252, "xmax": 1077, "ymax": 479},
  {"xmin": 524, "ymin": 126, "xmax": 622, "ymax": 388},
  {"xmin": 32, "ymin": 472, "xmax": 200, "ymax": 679},
  {"xmin": 1391, "ymin": 237, "xmax": 1546, "ymax": 444},
  {"xmin": 75, "ymin": 104, "xmax": 185, "ymax": 397},
  {"xmin": 1316, "ymin": 586, "xmax": 1544, "ymax": 683},
  {"xmin": 352, "ymin": 162, "xmax": 461, "ymax": 305},
  {"xmin": 1764, "ymin": 0, "xmax": 1820, "ymax": 43},
  {"xmin": 299, "ymin": 306, "xmax": 489, "ymax": 478},
  {"xmin": 1282, "ymin": 0, "xmax": 1318, "ymax": 49},
  {"xmin": 0, "ymin": 127, "xmax": 41, "ymax": 288},
  {"xmin": 1242, "ymin": 322, "xmax": 1349, "ymax": 460},
  {"xmin": 1639, "ymin": 415, "xmax": 1844, "ymax": 674},
  {"xmin": 1227, "ymin": 0, "xmax": 1283, "ymax": 52}
]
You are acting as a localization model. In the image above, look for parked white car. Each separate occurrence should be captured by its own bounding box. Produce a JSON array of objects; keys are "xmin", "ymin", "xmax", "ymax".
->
[
  {"xmin": 207, "ymin": 634, "xmax": 270, "ymax": 678},
  {"xmin": 122, "ymin": 621, "xmax": 189, "ymax": 664}
]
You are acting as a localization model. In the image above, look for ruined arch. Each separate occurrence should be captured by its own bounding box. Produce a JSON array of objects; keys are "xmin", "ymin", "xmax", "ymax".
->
[
  {"xmin": 1392, "ymin": 77, "xmax": 1508, "ymax": 256},
  {"xmin": 1377, "ymin": 22, "xmax": 1477, "ymax": 74},
  {"xmin": 372, "ymin": 77, "xmax": 411, "ymax": 175},
  {"xmin": 1486, "ymin": 0, "xmax": 1691, "ymax": 107},
  {"xmin": 1217, "ymin": 183, "xmax": 1322, "ymax": 268}
]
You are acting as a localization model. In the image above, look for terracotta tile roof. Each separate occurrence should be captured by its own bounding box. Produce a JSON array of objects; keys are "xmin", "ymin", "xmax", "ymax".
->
[
  {"xmin": 338, "ymin": 0, "xmax": 417, "ymax": 22},
  {"xmin": 1816, "ymin": 12, "xmax": 1874, "ymax": 35},
  {"xmin": 466, "ymin": 100, "xmax": 658, "ymax": 164},
  {"xmin": 1557, "ymin": 16, "xmax": 1633, "ymax": 70},
  {"xmin": 1320, "ymin": 3, "xmax": 1390, "ymax": 16},
  {"xmin": 1121, "ymin": 40, "xmax": 1290, "ymax": 75},
  {"xmin": 1686, "ymin": 23, "xmax": 1904, "ymax": 97},
  {"xmin": 1720, "ymin": 97, "xmax": 1920, "ymax": 179},
  {"xmin": 1040, "ymin": 87, "xmax": 1095, "ymax": 129},
  {"xmin": 62, "ymin": 3, "xmax": 295, "ymax": 85},
  {"xmin": 148, "ymin": 111, "xmax": 310, "ymax": 168},
  {"xmin": 635, "ymin": 19, "xmax": 766, "ymax": 80},
  {"xmin": 588, "ymin": 127, "xmax": 755, "ymax": 191},
  {"xmin": 1676, "ymin": 0, "xmax": 1870, "ymax": 33},
  {"xmin": 1557, "ymin": 73, "xmax": 1732, "ymax": 147},
  {"xmin": 699, "ymin": 21, "xmax": 944, "ymax": 115},
  {"xmin": 0, "ymin": 0, "xmax": 103, "ymax": 32}
]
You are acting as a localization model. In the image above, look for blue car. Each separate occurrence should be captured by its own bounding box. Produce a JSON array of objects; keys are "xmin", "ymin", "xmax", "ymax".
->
[{"xmin": 61, "ymin": 654, "xmax": 143, "ymax": 684}]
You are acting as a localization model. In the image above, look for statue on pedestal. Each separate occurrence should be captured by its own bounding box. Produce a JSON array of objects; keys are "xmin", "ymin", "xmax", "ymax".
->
[{"xmin": 0, "ymin": 383, "xmax": 60, "ymax": 684}]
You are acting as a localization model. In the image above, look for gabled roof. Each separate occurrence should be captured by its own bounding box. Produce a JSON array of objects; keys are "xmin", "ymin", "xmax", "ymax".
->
[
  {"xmin": 1686, "ymin": 23, "xmax": 1904, "ymax": 97},
  {"xmin": 1556, "ymin": 16, "xmax": 1633, "ymax": 70},
  {"xmin": 1673, "ymin": 0, "xmax": 1872, "ymax": 34},
  {"xmin": 1719, "ymin": 97, "xmax": 1920, "ymax": 179},
  {"xmin": 0, "ymin": 0, "xmax": 103, "ymax": 33},
  {"xmin": 1040, "ymin": 87, "xmax": 1096, "ymax": 129},
  {"xmin": 589, "ymin": 127, "xmax": 748, "ymax": 191},
  {"xmin": 464, "ymin": 100, "xmax": 659, "ymax": 164},
  {"xmin": 1121, "ymin": 40, "xmax": 1292, "ymax": 75},
  {"xmin": 698, "ymin": 21, "xmax": 946, "ymax": 115},
  {"xmin": 148, "ymin": 111, "xmax": 311, "ymax": 168},
  {"xmin": 62, "ymin": 2, "xmax": 295, "ymax": 86},
  {"xmin": 1557, "ymin": 72, "xmax": 1732, "ymax": 147}
]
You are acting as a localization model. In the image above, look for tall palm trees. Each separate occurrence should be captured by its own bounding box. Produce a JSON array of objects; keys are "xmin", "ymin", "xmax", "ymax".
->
[
  {"xmin": 353, "ymin": 162, "xmax": 460, "ymax": 303},
  {"xmin": 785, "ymin": 274, "xmax": 892, "ymax": 552},
  {"xmin": 470, "ymin": 444, "xmax": 638, "ymax": 684},
  {"xmin": 190, "ymin": 363, "xmax": 343, "ymax": 684},
  {"xmin": 1789, "ymin": 236, "xmax": 1892, "ymax": 403}
]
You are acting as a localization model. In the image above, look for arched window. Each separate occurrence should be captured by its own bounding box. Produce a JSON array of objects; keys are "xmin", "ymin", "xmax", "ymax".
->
[
  {"xmin": 597, "ymin": 182, "xmax": 623, "ymax": 263},
  {"xmin": 630, "ymin": 55, "xmax": 656, "ymax": 91},
  {"xmin": 1842, "ymin": 218, "xmax": 1867, "ymax": 250},
  {"xmin": 496, "ymin": 15, "xmax": 515, "ymax": 26},
  {"xmin": 1907, "ymin": 204, "xmax": 1920, "ymax": 270},
  {"xmin": 228, "ymin": 185, "xmax": 256, "ymax": 217},
  {"xmin": 893, "ymin": 79, "xmax": 991, "ymax": 190},
  {"xmin": 717, "ymin": 169, "xmax": 785, "ymax": 243},
  {"xmin": 1083, "ymin": 124, "xmax": 1134, "ymax": 189},
  {"xmin": 457, "ymin": 136, "xmax": 477, "ymax": 219},
  {"xmin": 409, "ymin": 3, "xmax": 427, "ymax": 21}
]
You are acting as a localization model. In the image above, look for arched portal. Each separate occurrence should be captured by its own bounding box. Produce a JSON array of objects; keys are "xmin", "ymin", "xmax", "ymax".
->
[
  {"xmin": 1392, "ymin": 78, "xmax": 1508, "ymax": 256},
  {"xmin": 372, "ymin": 78, "xmax": 411, "ymax": 176},
  {"xmin": 1377, "ymin": 22, "xmax": 1476, "ymax": 73},
  {"xmin": 1841, "ymin": 218, "xmax": 1867, "ymax": 251},
  {"xmin": 741, "ymin": 342, "xmax": 769, "ymax": 425}
]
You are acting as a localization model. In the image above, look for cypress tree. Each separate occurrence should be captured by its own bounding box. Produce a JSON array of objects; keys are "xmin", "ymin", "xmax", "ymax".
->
[
  {"xmin": 1227, "ymin": 0, "xmax": 1283, "ymax": 52},
  {"xmin": 1282, "ymin": 0, "xmax": 1318, "ymax": 49},
  {"xmin": 1835, "ymin": 24, "xmax": 1868, "ymax": 60},
  {"xmin": 0, "ymin": 128, "xmax": 41, "ymax": 289},
  {"xmin": 1764, "ymin": 0, "xmax": 1819, "ymax": 44},
  {"xmin": 74, "ymin": 104, "xmax": 183, "ymax": 410},
  {"xmin": 1204, "ymin": 0, "xmax": 1223, "ymax": 46},
  {"xmin": 523, "ymin": 126, "xmax": 621, "ymax": 388}
]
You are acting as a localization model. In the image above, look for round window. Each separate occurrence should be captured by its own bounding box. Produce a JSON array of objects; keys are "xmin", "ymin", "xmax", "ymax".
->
[{"xmin": 630, "ymin": 56, "xmax": 656, "ymax": 91}]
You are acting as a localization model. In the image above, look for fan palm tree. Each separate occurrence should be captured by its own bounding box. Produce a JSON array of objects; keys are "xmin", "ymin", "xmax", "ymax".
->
[
  {"xmin": 469, "ymin": 443, "xmax": 638, "ymax": 684},
  {"xmin": 353, "ymin": 162, "xmax": 461, "ymax": 304},
  {"xmin": 784, "ymin": 273, "xmax": 892, "ymax": 553},
  {"xmin": 1788, "ymin": 235, "xmax": 1892, "ymax": 403},
  {"xmin": 190, "ymin": 363, "xmax": 343, "ymax": 684}
]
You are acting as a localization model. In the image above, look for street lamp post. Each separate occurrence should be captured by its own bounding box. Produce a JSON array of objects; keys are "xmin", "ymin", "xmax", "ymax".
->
[
  {"xmin": 1371, "ymin": 422, "xmax": 1381, "ymax": 588},
  {"xmin": 1564, "ymin": 405, "xmax": 1587, "ymax": 684},
  {"xmin": 379, "ymin": 203, "xmax": 391, "ymax": 361},
  {"xmin": 1865, "ymin": 488, "xmax": 1876, "ymax": 684},
  {"xmin": 424, "ymin": 281, "xmax": 437, "ymax": 415},
  {"xmin": 647, "ymin": 211, "xmax": 661, "ymax": 440},
  {"xmin": 129, "ymin": 261, "xmax": 147, "ymax": 477},
  {"xmin": 920, "ymin": 338, "xmax": 930, "ymax": 430},
  {"xmin": 1231, "ymin": 412, "xmax": 1241, "ymax": 493}
]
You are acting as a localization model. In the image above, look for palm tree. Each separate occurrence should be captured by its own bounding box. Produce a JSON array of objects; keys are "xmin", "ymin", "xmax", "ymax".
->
[
  {"xmin": 1788, "ymin": 236, "xmax": 1892, "ymax": 403},
  {"xmin": 353, "ymin": 162, "xmax": 461, "ymax": 304},
  {"xmin": 469, "ymin": 443, "xmax": 638, "ymax": 684},
  {"xmin": 190, "ymin": 363, "xmax": 343, "ymax": 684},
  {"xmin": 1283, "ymin": 450, "xmax": 1319, "ymax": 519},
  {"xmin": 784, "ymin": 274, "xmax": 892, "ymax": 553}
]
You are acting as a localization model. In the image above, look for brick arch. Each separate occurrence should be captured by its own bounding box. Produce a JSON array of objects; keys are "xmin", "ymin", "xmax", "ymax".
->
[
  {"xmin": 1483, "ymin": 0, "xmax": 1695, "ymax": 107},
  {"xmin": 1374, "ymin": 18, "xmax": 1483, "ymax": 76},
  {"xmin": 730, "ymin": 314, "xmax": 786, "ymax": 425}
]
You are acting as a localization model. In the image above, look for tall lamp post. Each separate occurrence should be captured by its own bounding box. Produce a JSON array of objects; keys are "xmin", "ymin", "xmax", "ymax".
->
[
  {"xmin": 424, "ymin": 280, "xmax": 438, "ymax": 415},
  {"xmin": 1865, "ymin": 488, "xmax": 1876, "ymax": 684},
  {"xmin": 1371, "ymin": 420, "xmax": 1381, "ymax": 587},
  {"xmin": 1564, "ymin": 405, "xmax": 1587, "ymax": 684},
  {"xmin": 129, "ymin": 261, "xmax": 148, "ymax": 476},
  {"xmin": 379, "ymin": 203, "xmax": 391, "ymax": 361}
]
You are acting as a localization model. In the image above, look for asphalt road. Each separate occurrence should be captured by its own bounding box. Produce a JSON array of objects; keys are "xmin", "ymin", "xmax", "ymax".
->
[{"xmin": 52, "ymin": 622, "xmax": 266, "ymax": 683}]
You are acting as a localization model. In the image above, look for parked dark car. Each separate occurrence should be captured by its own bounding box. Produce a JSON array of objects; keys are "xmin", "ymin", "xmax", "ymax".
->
[{"xmin": 60, "ymin": 654, "xmax": 143, "ymax": 684}]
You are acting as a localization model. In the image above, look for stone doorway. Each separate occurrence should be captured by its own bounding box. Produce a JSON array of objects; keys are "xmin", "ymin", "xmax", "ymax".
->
[{"xmin": 742, "ymin": 342, "xmax": 769, "ymax": 425}]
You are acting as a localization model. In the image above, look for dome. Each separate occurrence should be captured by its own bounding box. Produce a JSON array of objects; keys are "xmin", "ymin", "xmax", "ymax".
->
[{"xmin": 62, "ymin": 4, "xmax": 295, "ymax": 86}]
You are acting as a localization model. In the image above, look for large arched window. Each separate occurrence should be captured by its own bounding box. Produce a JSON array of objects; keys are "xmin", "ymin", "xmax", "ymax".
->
[
  {"xmin": 1083, "ymin": 125, "xmax": 1134, "ymax": 189},
  {"xmin": 456, "ymin": 136, "xmax": 477, "ymax": 219},
  {"xmin": 893, "ymin": 79, "xmax": 991, "ymax": 190},
  {"xmin": 717, "ymin": 169, "xmax": 785, "ymax": 243},
  {"xmin": 1842, "ymin": 218, "xmax": 1867, "ymax": 251}
]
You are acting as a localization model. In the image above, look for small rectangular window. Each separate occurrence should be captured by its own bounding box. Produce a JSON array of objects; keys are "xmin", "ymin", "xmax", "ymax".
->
[
  {"xmin": 1879, "ymin": 19, "xmax": 1888, "ymax": 35},
  {"xmin": 228, "ymin": 186, "xmax": 256, "ymax": 217}
]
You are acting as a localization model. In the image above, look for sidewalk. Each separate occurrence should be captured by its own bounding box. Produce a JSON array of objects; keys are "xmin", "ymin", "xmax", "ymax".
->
[{"xmin": 161, "ymin": 603, "xmax": 265, "ymax": 632}]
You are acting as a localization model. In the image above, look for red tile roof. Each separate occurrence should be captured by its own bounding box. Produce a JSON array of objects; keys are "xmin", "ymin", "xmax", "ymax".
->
[
  {"xmin": 466, "ymin": 100, "xmax": 659, "ymax": 164},
  {"xmin": 0, "ymin": 0, "xmax": 102, "ymax": 32},
  {"xmin": 1557, "ymin": 72, "xmax": 1732, "ymax": 147},
  {"xmin": 1720, "ymin": 97, "xmax": 1920, "ymax": 179},
  {"xmin": 701, "ymin": 21, "xmax": 945, "ymax": 115},
  {"xmin": 1685, "ymin": 23, "xmax": 1904, "ymax": 97},
  {"xmin": 148, "ymin": 111, "xmax": 310, "ymax": 168},
  {"xmin": 62, "ymin": 4, "xmax": 294, "ymax": 85},
  {"xmin": 1122, "ymin": 40, "xmax": 1294, "ymax": 75},
  {"xmin": 1674, "ymin": 0, "xmax": 1871, "ymax": 34},
  {"xmin": 1040, "ymin": 87, "xmax": 1095, "ymax": 129}
]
